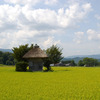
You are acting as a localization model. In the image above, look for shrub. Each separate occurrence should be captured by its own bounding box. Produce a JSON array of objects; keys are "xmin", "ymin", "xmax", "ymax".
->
[{"xmin": 16, "ymin": 62, "xmax": 28, "ymax": 71}]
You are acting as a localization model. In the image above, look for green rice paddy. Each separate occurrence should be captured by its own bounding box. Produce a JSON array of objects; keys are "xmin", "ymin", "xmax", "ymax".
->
[{"xmin": 0, "ymin": 65, "xmax": 100, "ymax": 100}]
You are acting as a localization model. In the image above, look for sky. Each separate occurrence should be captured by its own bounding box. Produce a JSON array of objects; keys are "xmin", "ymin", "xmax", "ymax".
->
[{"xmin": 0, "ymin": 0, "xmax": 100, "ymax": 57}]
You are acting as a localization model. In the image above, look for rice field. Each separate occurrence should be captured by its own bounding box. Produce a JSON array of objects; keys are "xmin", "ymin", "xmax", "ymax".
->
[{"xmin": 0, "ymin": 65, "xmax": 100, "ymax": 100}]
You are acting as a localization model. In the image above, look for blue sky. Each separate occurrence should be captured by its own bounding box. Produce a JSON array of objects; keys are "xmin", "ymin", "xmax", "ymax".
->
[{"xmin": 0, "ymin": 0, "xmax": 100, "ymax": 57}]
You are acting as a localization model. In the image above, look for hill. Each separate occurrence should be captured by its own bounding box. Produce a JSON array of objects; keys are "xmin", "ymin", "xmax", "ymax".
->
[
  {"xmin": 0, "ymin": 48, "xmax": 13, "ymax": 53},
  {"xmin": 63, "ymin": 54, "xmax": 100, "ymax": 63},
  {"xmin": 67, "ymin": 54, "xmax": 100, "ymax": 59}
]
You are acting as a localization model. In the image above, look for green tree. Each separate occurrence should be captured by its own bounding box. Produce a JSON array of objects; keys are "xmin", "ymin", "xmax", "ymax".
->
[
  {"xmin": 3, "ymin": 52, "xmax": 11, "ymax": 64},
  {"xmin": 61, "ymin": 60, "xmax": 71, "ymax": 64},
  {"xmin": 0, "ymin": 51, "xmax": 3, "ymax": 57},
  {"xmin": 6, "ymin": 60, "xmax": 13, "ymax": 65},
  {"xmin": 70, "ymin": 60, "xmax": 76, "ymax": 66},
  {"xmin": 0, "ymin": 57, "xmax": 3, "ymax": 64},
  {"xmin": 44, "ymin": 45, "xmax": 63, "ymax": 71},
  {"xmin": 78, "ymin": 60, "xmax": 84, "ymax": 66},
  {"xmin": 0, "ymin": 51, "xmax": 3, "ymax": 64},
  {"xmin": 0, "ymin": 51, "xmax": 14, "ymax": 65},
  {"xmin": 46, "ymin": 45, "xmax": 63, "ymax": 64},
  {"xmin": 83, "ymin": 57, "xmax": 98, "ymax": 67},
  {"xmin": 12, "ymin": 44, "xmax": 33, "ymax": 62}
]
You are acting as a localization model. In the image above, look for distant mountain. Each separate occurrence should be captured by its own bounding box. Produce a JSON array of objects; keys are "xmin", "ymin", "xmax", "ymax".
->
[
  {"xmin": 67, "ymin": 54, "xmax": 100, "ymax": 59},
  {"xmin": 63, "ymin": 54, "xmax": 100, "ymax": 64},
  {"xmin": 0, "ymin": 49, "xmax": 13, "ymax": 53},
  {"xmin": 63, "ymin": 57, "xmax": 84, "ymax": 64}
]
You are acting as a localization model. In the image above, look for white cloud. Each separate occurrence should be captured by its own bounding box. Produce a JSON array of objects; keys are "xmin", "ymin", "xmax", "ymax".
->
[
  {"xmin": 87, "ymin": 29, "xmax": 100, "ymax": 40},
  {"xmin": 75, "ymin": 32, "xmax": 84, "ymax": 37},
  {"xmin": 57, "ymin": 3, "xmax": 91, "ymax": 28},
  {"xmin": 0, "ymin": 38, "xmax": 6, "ymax": 48},
  {"xmin": 4, "ymin": 0, "xmax": 40, "ymax": 5},
  {"xmin": 67, "ymin": 0, "xmax": 84, "ymax": 4},
  {"xmin": 0, "ymin": 3, "xmax": 92, "ymax": 30},
  {"xmin": 82, "ymin": 3, "xmax": 92, "ymax": 12},
  {"xmin": 43, "ymin": 37, "xmax": 61, "ymax": 48},
  {"xmin": 98, "ymin": 46, "xmax": 100, "ymax": 49},
  {"xmin": 4, "ymin": 0, "xmax": 58, "ymax": 6},
  {"xmin": 73, "ymin": 32, "xmax": 84, "ymax": 44},
  {"xmin": 44, "ymin": 0, "xmax": 58, "ymax": 5},
  {"xmin": 0, "ymin": 2, "xmax": 91, "ymax": 49}
]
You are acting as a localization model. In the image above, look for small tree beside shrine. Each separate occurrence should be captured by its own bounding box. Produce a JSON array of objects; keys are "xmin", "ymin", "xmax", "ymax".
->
[{"xmin": 44, "ymin": 45, "xmax": 63, "ymax": 71}]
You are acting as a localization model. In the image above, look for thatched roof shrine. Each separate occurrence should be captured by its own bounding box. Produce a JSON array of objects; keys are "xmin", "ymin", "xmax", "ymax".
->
[
  {"xmin": 23, "ymin": 44, "xmax": 47, "ymax": 59},
  {"xmin": 23, "ymin": 44, "xmax": 47, "ymax": 71}
]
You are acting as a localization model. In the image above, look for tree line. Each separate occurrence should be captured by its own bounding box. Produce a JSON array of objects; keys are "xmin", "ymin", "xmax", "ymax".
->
[
  {"xmin": 0, "ymin": 51, "xmax": 15, "ymax": 65},
  {"xmin": 78, "ymin": 57, "xmax": 100, "ymax": 67},
  {"xmin": 62, "ymin": 57, "xmax": 100, "ymax": 67},
  {"xmin": 0, "ymin": 44, "xmax": 100, "ymax": 68}
]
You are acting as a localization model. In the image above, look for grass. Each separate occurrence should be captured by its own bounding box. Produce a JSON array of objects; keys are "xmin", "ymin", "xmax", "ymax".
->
[{"xmin": 0, "ymin": 65, "xmax": 100, "ymax": 100}]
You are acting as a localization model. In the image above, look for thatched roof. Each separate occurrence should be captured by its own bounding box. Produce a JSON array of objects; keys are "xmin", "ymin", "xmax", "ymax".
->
[{"xmin": 23, "ymin": 44, "xmax": 48, "ymax": 59}]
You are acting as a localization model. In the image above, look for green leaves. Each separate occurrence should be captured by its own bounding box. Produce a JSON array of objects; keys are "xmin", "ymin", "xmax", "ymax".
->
[
  {"xmin": 12, "ymin": 44, "xmax": 33, "ymax": 62},
  {"xmin": 46, "ymin": 45, "xmax": 63, "ymax": 64},
  {"xmin": 83, "ymin": 57, "xmax": 98, "ymax": 67},
  {"xmin": 0, "ymin": 51, "xmax": 14, "ymax": 65},
  {"xmin": 44, "ymin": 45, "xmax": 63, "ymax": 71}
]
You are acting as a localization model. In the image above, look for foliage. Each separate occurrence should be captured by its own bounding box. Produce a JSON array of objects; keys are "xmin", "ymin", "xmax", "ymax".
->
[
  {"xmin": 43, "ymin": 59, "xmax": 52, "ymax": 71},
  {"xmin": 6, "ymin": 60, "xmax": 14, "ymax": 65},
  {"xmin": 0, "ymin": 51, "xmax": 14, "ymax": 65},
  {"xmin": 61, "ymin": 60, "xmax": 77, "ymax": 66},
  {"xmin": 70, "ymin": 60, "xmax": 77, "ymax": 66},
  {"xmin": 16, "ymin": 62, "xmax": 28, "ymax": 71},
  {"xmin": 78, "ymin": 60, "xmax": 84, "ymax": 66},
  {"xmin": 12, "ymin": 44, "xmax": 33, "ymax": 62},
  {"xmin": 0, "ymin": 51, "xmax": 3, "ymax": 57},
  {"xmin": 46, "ymin": 45, "xmax": 63, "ymax": 64},
  {"xmin": 83, "ymin": 57, "xmax": 98, "ymax": 67},
  {"xmin": 1, "ymin": 66, "xmax": 100, "ymax": 99},
  {"xmin": 0, "ymin": 57, "xmax": 3, "ymax": 64},
  {"xmin": 44, "ymin": 45, "xmax": 63, "ymax": 71},
  {"xmin": 61, "ymin": 60, "xmax": 71, "ymax": 64}
]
